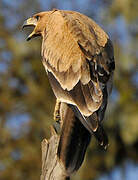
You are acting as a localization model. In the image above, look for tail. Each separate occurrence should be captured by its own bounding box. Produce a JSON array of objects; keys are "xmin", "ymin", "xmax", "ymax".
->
[
  {"xmin": 93, "ymin": 124, "xmax": 109, "ymax": 149},
  {"xmin": 57, "ymin": 104, "xmax": 91, "ymax": 174},
  {"xmin": 69, "ymin": 104, "xmax": 109, "ymax": 150}
]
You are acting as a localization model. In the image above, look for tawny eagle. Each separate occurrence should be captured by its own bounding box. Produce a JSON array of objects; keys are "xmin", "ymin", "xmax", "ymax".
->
[{"xmin": 23, "ymin": 9, "xmax": 115, "ymax": 174}]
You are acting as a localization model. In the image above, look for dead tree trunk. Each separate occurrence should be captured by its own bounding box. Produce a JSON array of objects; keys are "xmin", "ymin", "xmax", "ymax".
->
[{"xmin": 40, "ymin": 127, "xmax": 70, "ymax": 180}]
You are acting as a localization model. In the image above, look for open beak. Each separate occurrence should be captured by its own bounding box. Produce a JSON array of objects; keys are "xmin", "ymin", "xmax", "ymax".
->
[{"xmin": 22, "ymin": 17, "xmax": 37, "ymax": 41}]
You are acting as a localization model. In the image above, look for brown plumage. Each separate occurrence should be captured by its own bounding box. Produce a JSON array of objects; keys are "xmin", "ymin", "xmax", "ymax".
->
[{"xmin": 23, "ymin": 9, "xmax": 115, "ymax": 174}]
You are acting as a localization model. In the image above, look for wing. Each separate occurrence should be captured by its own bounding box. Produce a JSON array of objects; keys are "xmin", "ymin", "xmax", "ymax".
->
[
  {"xmin": 42, "ymin": 10, "xmax": 115, "ymax": 131},
  {"xmin": 60, "ymin": 10, "xmax": 115, "ymax": 84}
]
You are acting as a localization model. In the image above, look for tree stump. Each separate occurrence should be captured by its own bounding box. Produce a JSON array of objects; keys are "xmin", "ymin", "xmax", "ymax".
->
[{"xmin": 40, "ymin": 126, "xmax": 70, "ymax": 180}]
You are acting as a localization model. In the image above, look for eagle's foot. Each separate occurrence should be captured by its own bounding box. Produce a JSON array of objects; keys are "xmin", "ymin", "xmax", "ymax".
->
[
  {"xmin": 53, "ymin": 99, "xmax": 61, "ymax": 134},
  {"xmin": 54, "ymin": 99, "xmax": 61, "ymax": 123}
]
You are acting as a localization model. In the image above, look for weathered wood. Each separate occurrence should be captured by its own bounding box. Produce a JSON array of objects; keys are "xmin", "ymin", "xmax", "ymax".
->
[{"xmin": 40, "ymin": 126, "xmax": 70, "ymax": 180}]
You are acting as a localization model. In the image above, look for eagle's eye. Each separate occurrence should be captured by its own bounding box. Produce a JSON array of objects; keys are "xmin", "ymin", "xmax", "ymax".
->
[{"xmin": 35, "ymin": 15, "xmax": 40, "ymax": 21}]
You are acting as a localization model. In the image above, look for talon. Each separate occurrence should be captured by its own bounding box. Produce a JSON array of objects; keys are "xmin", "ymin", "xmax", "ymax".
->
[{"xmin": 54, "ymin": 99, "xmax": 61, "ymax": 122}]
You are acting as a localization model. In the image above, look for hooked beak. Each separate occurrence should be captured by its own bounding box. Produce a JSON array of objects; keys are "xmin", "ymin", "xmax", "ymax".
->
[{"xmin": 22, "ymin": 18, "xmax": 37, "ymax": 41}]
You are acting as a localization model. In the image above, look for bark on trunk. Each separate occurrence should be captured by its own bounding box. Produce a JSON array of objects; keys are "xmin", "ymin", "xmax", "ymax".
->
[{"xmin": 40, "ymin": 126, "xmax": 70, "ymax": 180}]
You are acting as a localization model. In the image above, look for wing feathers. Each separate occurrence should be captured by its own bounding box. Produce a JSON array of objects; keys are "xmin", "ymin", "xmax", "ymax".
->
[
  {"xmin": 43, "ymin": 59, "xmax": 82, "ymax": 91},
  {"xmin": 42, "ymin": 10, "xmax": 114, "ymax": 92},
  {"xmin": 48, "ymin": 72, "xmax": 102, "ymax": 117},
  {"xmin": 43, "ymin": 10, "xmax": 82, "ymax": 74},
  {"xmin": 81, "ymin": 82, "xmax": 102, "ymax": 112}
]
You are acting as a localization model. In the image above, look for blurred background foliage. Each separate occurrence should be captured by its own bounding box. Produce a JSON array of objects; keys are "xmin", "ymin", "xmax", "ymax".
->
[{"xmin": 0, "ymin": 0, "xmax": 137, "ymax": 180}]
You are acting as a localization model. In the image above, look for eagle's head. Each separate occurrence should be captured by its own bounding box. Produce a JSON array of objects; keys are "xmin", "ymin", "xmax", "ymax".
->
[{"xmin": 22, "ymin": 11, "xmax": 52, "ymax": 41}]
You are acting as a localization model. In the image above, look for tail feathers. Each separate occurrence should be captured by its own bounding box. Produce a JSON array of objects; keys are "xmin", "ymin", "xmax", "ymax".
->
[
  {"xmin": 57, "ymin": 105, "xmax": 91, "ymax": 174},
  {"xmin": 87, "ymin": 113, "xmax": 109, "ymax": 149},
  {"xmin": 69, "ymin": 104, "xmax": 109, "ymax": 149},
  {"xmin": 93, "ymin": 124, "xmax": 109, "ymax": 149}
]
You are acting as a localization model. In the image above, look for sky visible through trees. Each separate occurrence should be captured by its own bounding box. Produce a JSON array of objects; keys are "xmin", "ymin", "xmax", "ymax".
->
[{"xmin": 0, "ymin": 0, "xmax": 138, "ymax": 180}]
